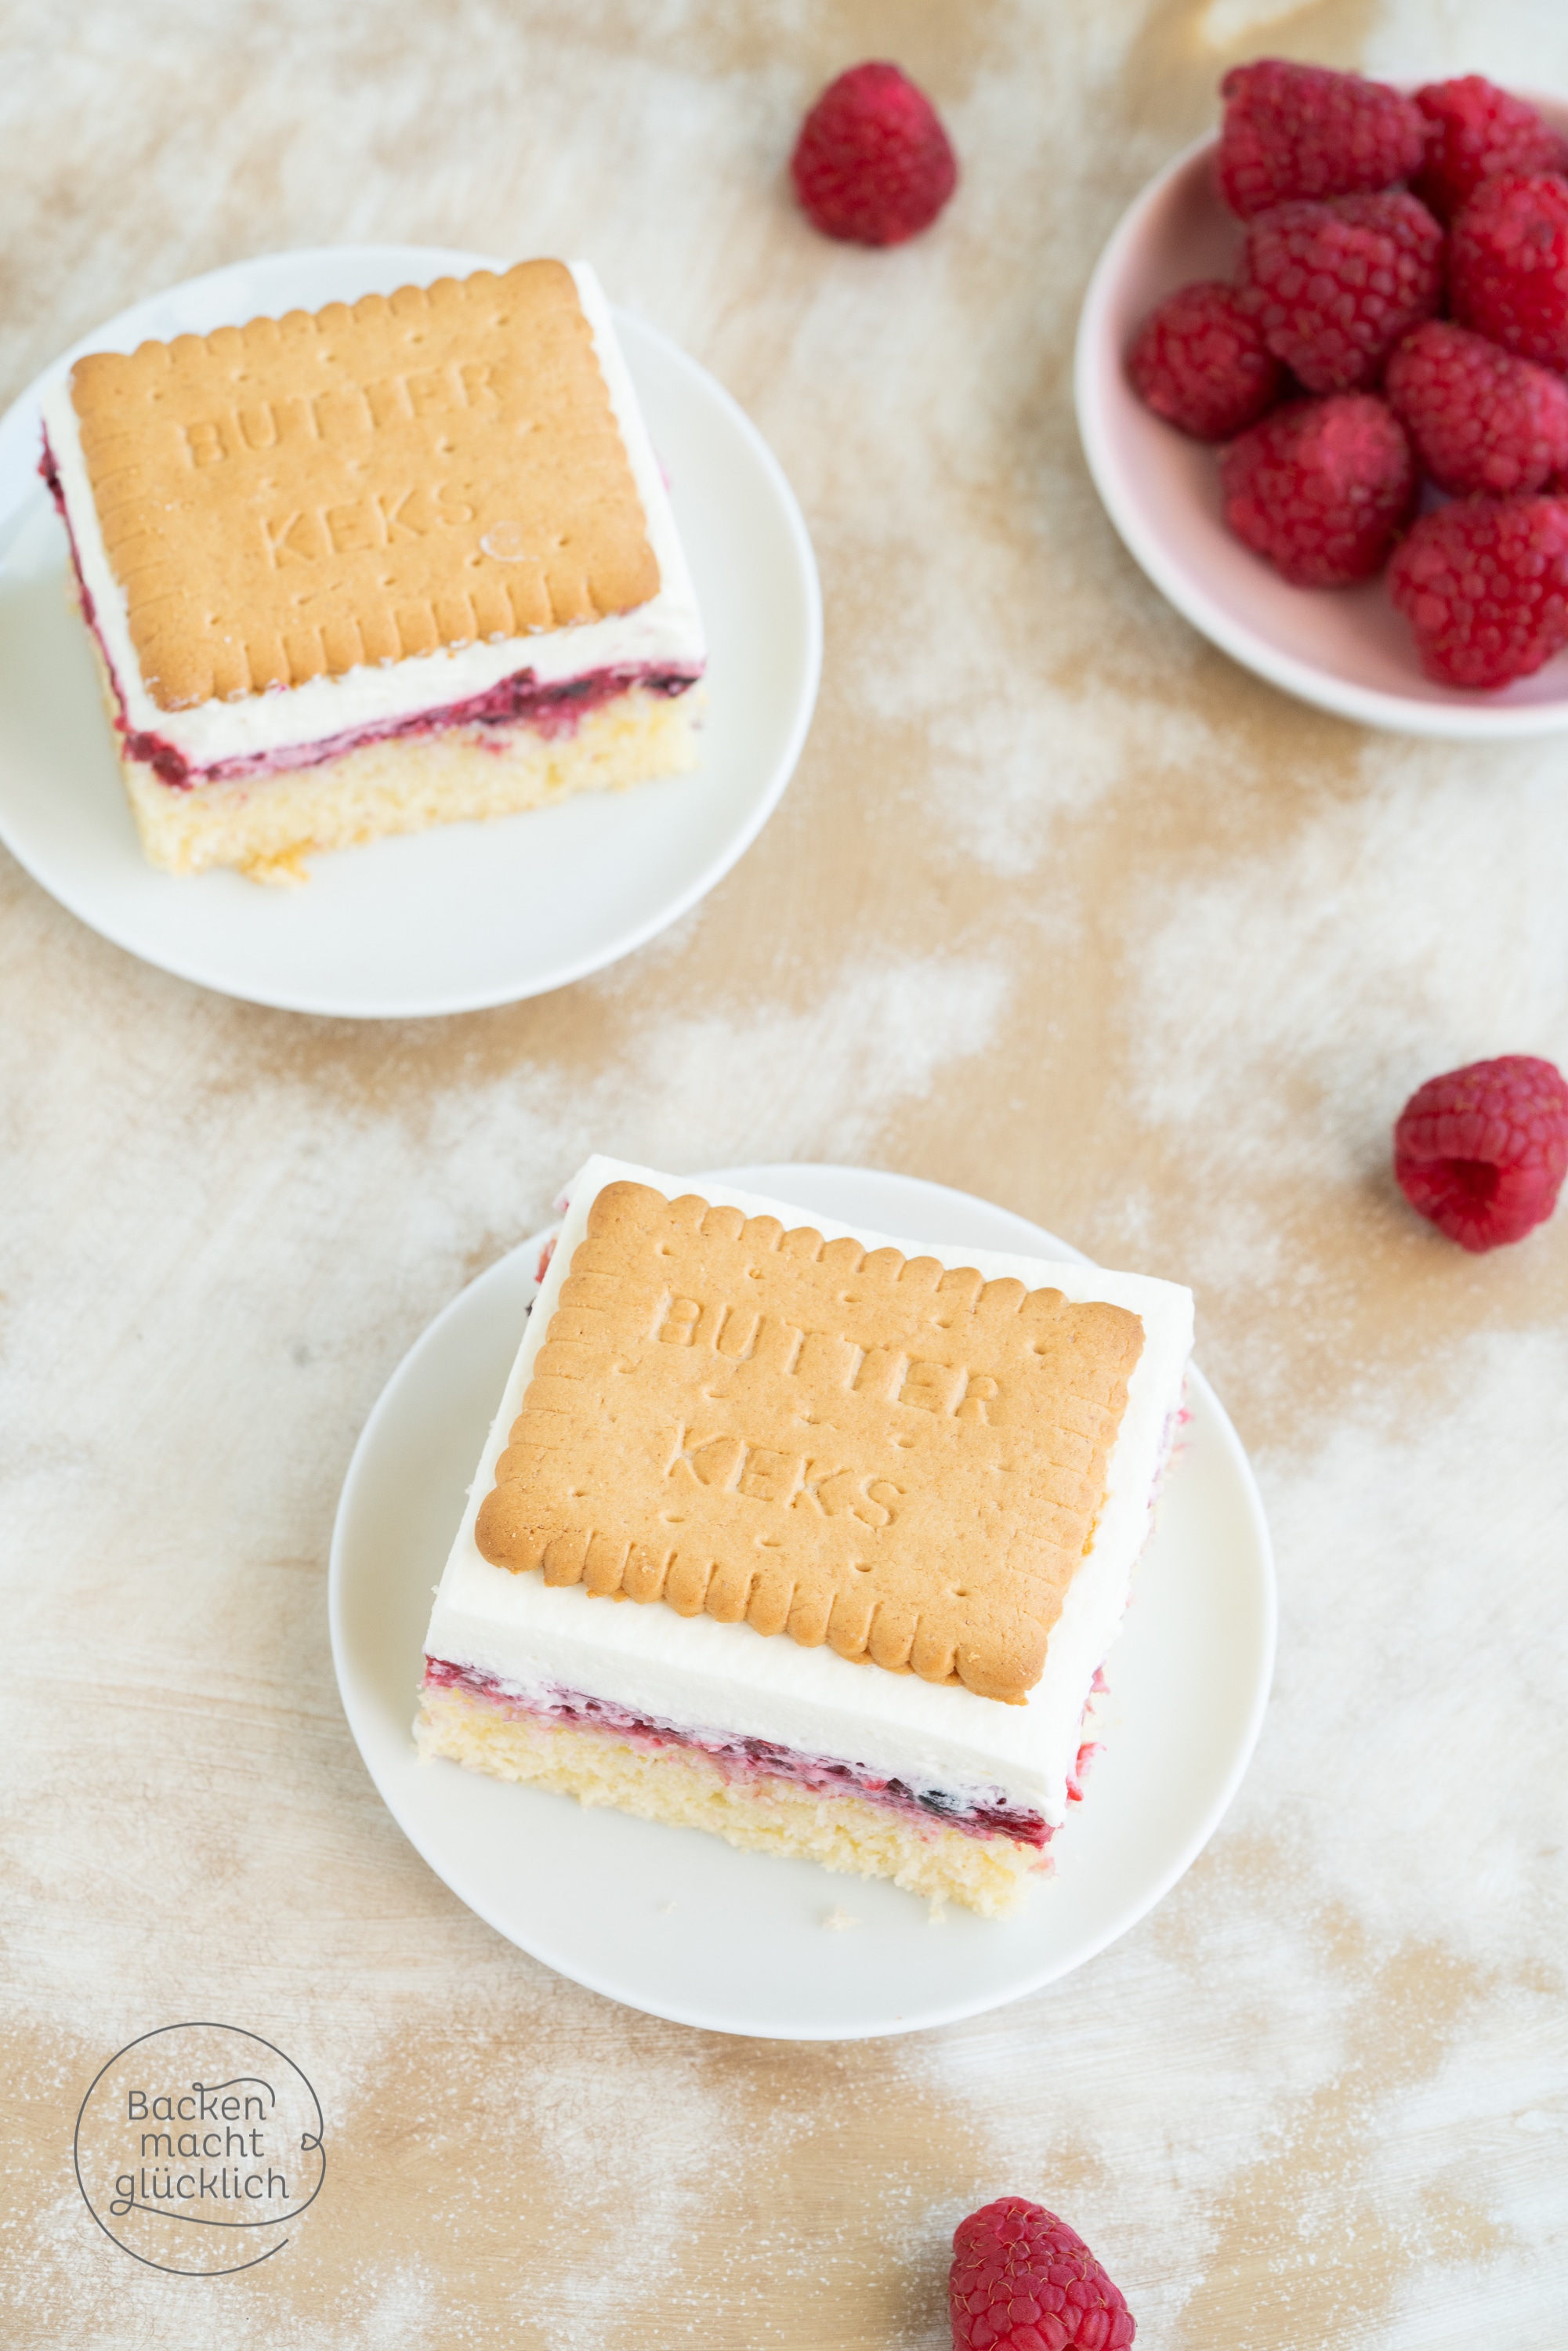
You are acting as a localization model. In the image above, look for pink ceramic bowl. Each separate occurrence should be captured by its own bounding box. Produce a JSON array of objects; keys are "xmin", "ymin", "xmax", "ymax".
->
[{"xmin": 1074, "ymin": 111, "xmax": 1568, "ymax": 739}]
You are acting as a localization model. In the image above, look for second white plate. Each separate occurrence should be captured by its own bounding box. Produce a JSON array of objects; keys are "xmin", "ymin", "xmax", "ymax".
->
[
  {"xmin": 330, "ymin": 1165, "xmax": 1276, "ymax": 2039},
  {"xmin": 0, "ymin": 245, "xmax": 821, "ymax": 1016}
]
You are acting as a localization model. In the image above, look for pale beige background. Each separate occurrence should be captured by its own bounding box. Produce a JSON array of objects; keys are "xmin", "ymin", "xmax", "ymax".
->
[{"xmin": 3, "ymin": 2, "xmax": 1566, "ymax": 2344}]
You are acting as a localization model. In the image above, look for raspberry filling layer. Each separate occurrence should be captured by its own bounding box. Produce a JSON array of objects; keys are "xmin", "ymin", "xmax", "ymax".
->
[
  {"xmin": 422, "ymin": 1655, "xmax": 1063, "ymax": 1849},
  {"xmin": 40, "ymin": 439, "xmax": 701, "ymax": 792}
]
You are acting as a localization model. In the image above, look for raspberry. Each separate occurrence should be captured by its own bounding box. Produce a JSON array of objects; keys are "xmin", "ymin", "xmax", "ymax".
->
[
  {"xmin": 1384, "ymin": 320, "xmax": 1568, "ymax": 497},
  {"xmin": 1219, "ymin": 393, "xmax": 1415, "ymax": 587},
  {"xmin": 1393, "ymin": 1056, "xmax": 1568, "ymax": 1251},
  {"xmin": 950, "ymin": 2198, "xmax": 1134, "ymax": 2351},
  {"xmin": 1413, "ymin": 77, "xmax": 1568, "ymax": 223},
  {"xmin": 1239, "ymin": 190, "xmax": 1444, "ymax": 393},
  {"xmin": 1388, "ymin": 496, "xmax": 1568, "ymax": 688},
  {"xmin": 791, "ymin": 62, "xmax": 957, "ymax": 246},
  {"xmin": 1128, "ymin": 281, "xmax": 1285, "ymax": 440},
  {"xmin": 1450, "ymin": 173, "xmax": 1568, "ymax": 368},
  {"xmin": 1216, "ymin": 60, "xmax": 1426, "ymax": 220}
]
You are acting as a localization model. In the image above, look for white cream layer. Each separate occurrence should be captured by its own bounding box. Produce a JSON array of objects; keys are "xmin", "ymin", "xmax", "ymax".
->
[
  {"xmin": 423, "ymin": 1156, "xmax": 1195, "ymax": 1830},
  {"xmin": 40, "ymin": 262, "xmax": 705, "ymax": 767}
]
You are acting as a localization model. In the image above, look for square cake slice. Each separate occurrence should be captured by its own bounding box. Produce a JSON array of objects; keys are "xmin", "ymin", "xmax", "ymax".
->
[
  {"xmin": 415, "ymin": 1157, "xmax": 1194, "ymax": 1917},
  {"xmin": 39, "ymin": 261, "xmax": 704, "ymax": 882}
]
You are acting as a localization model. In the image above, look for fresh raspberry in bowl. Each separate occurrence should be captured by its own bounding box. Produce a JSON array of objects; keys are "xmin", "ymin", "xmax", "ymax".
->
[
  {"xmin": 1394, "ymin": 1056, "xmax": 1568, "ymax": 1251},
  {"xmin": 791, "ymin": 62, "xmax": 957, "ymax": 246},
  {"xmin": 949, "ymin": 2197, "xmax": 1135, "ymax": 2351},
  {"xmin": 1412, "ymin": 76, "xmax": 1568, "ymax": 223},
  {"xmin": 1217, "ymin": 59, "xmax": 1425, "ymax": 219},
  {"xmin": 1238, "ymin": 190, "xmax": 1444, "ymax": 393},
  {"xmin": 1219, "ymin": 393, "xmax": 1416, "ymax": 587},
  {"xmin": 1077, "ymin": 63, "xmax": 1568, "ymax": 732},
  {"xmin": 1450, "ymin": 173, "xmax": 1568, "ymax": 368},
  {"xmin": 1384, "ymin": 321, "xmax": 1568, "ymax": 497},
  {"xmin": 1127, "ymin": 281, "xmax": 1285, "ymax": 439},
  {"xmin": 1389, "ymin": 496, "xmax": 1568, "ymax": 688}
]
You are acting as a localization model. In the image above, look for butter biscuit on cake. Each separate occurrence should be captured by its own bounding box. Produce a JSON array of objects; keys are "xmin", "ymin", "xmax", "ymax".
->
[{"xmin": 475, "ymin": 1180, "xmax": 1144, "ymax": 1704}]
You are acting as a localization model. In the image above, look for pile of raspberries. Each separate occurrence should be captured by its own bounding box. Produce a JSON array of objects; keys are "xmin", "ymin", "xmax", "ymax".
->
[{"xmin": 1129, "ymin": 64, "xmax": 1568, "ymax": 690}]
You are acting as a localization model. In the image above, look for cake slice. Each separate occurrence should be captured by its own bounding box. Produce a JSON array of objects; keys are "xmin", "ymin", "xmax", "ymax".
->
[
  {"xmin": 416, "ymin": 1157, "xmax": 1190, "ymax": 1909},
  {"xmin": 416, "ymin": 1157, "xmax": 1193, "ymax": 1916},
  {"xmin": 39, "ymin": 261, "xmax": 704, "ymax": 882}
]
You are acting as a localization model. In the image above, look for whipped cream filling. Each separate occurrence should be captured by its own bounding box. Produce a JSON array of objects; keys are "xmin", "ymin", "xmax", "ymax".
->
[
  {"xmin": 38, "ymin": 260, "xmax": 705, "ymax": 771},
  {"xmin": 422, "ymin": 1156, "xmax": 1195, "ymax": 1831}
]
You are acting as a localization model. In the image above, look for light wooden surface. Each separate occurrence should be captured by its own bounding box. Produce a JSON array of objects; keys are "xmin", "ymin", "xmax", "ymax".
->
[{"xmin": 3, "ymin": 3, "xmax": 1566, "ymax": 2343}]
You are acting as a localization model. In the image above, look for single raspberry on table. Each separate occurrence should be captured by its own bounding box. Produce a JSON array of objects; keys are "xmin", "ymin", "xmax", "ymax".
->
[
  {"xmin": 1394, "ymin": 1056, "xmax": 1568, "ymax": 1251},
  {"xmin": 1412, "ymin": 76, "xmax": 1568, "ymax": 223},
  {"xmin": 1238, "ymin": 190, "xmax": 1444, "ymax": 393},
  {"xmin": 1384, "ymin": 320, "xmax": 1568, "ymax": 497},
  {"xmin": 1219, "ymin": 393, "xmax": 1416, "ymax": 587},
  {"xmin": 791, "ymin": 62, "xmax": 957, "ymax": 246},
  {"xmin": 1450, "ymin": 173, "xmax": 1568, "ymax": 368},
  {"xmin": 1216, "ymin": 59, "xmax": 1426, "ymax": 219},
  {"xmin": 1388, "ymin": 495, "xmax": 1568, "ymax": 688},
  {"xmin": 1128, "ymin": 281, "xmax": 1285, "ymax": 439},
  {"xmin": 950, "ymin": 2197, "xmax": 1135, "ymax": 2351}
]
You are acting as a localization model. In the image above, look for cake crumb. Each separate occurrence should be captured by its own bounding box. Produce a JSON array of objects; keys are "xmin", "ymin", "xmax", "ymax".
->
[{"xmin": 822, "ymin": 1907, "xmax": 861, "ymax": 1931}]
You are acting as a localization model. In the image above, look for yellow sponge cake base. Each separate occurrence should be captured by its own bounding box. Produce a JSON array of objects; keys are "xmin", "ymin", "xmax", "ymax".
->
[
  {"xmin": 112, "ymin": 686, "xmax": 701, "ymax": 886},
  {"xmin": 414, "ymin": 1679, "xmax": 1046, "ymax": 1918}
]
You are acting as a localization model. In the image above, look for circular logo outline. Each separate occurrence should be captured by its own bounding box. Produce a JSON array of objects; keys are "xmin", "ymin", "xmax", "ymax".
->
[{"xmin": 73, "ymin": 2022, "xmax": 325, "ymax": 2277}]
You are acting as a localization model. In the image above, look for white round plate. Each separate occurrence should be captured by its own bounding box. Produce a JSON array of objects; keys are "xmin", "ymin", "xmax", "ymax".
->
[
  {"xmin": 1074, "ymin": 108, "xmax": 1568, "ymax": 738},
  {"xmin": 331, "ymin": 1165, "xmax": 1275, "ymax": 2040},
  {"xmin": 0, "ymin": 246, "xmax": 821, "ymax": 1016}
]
